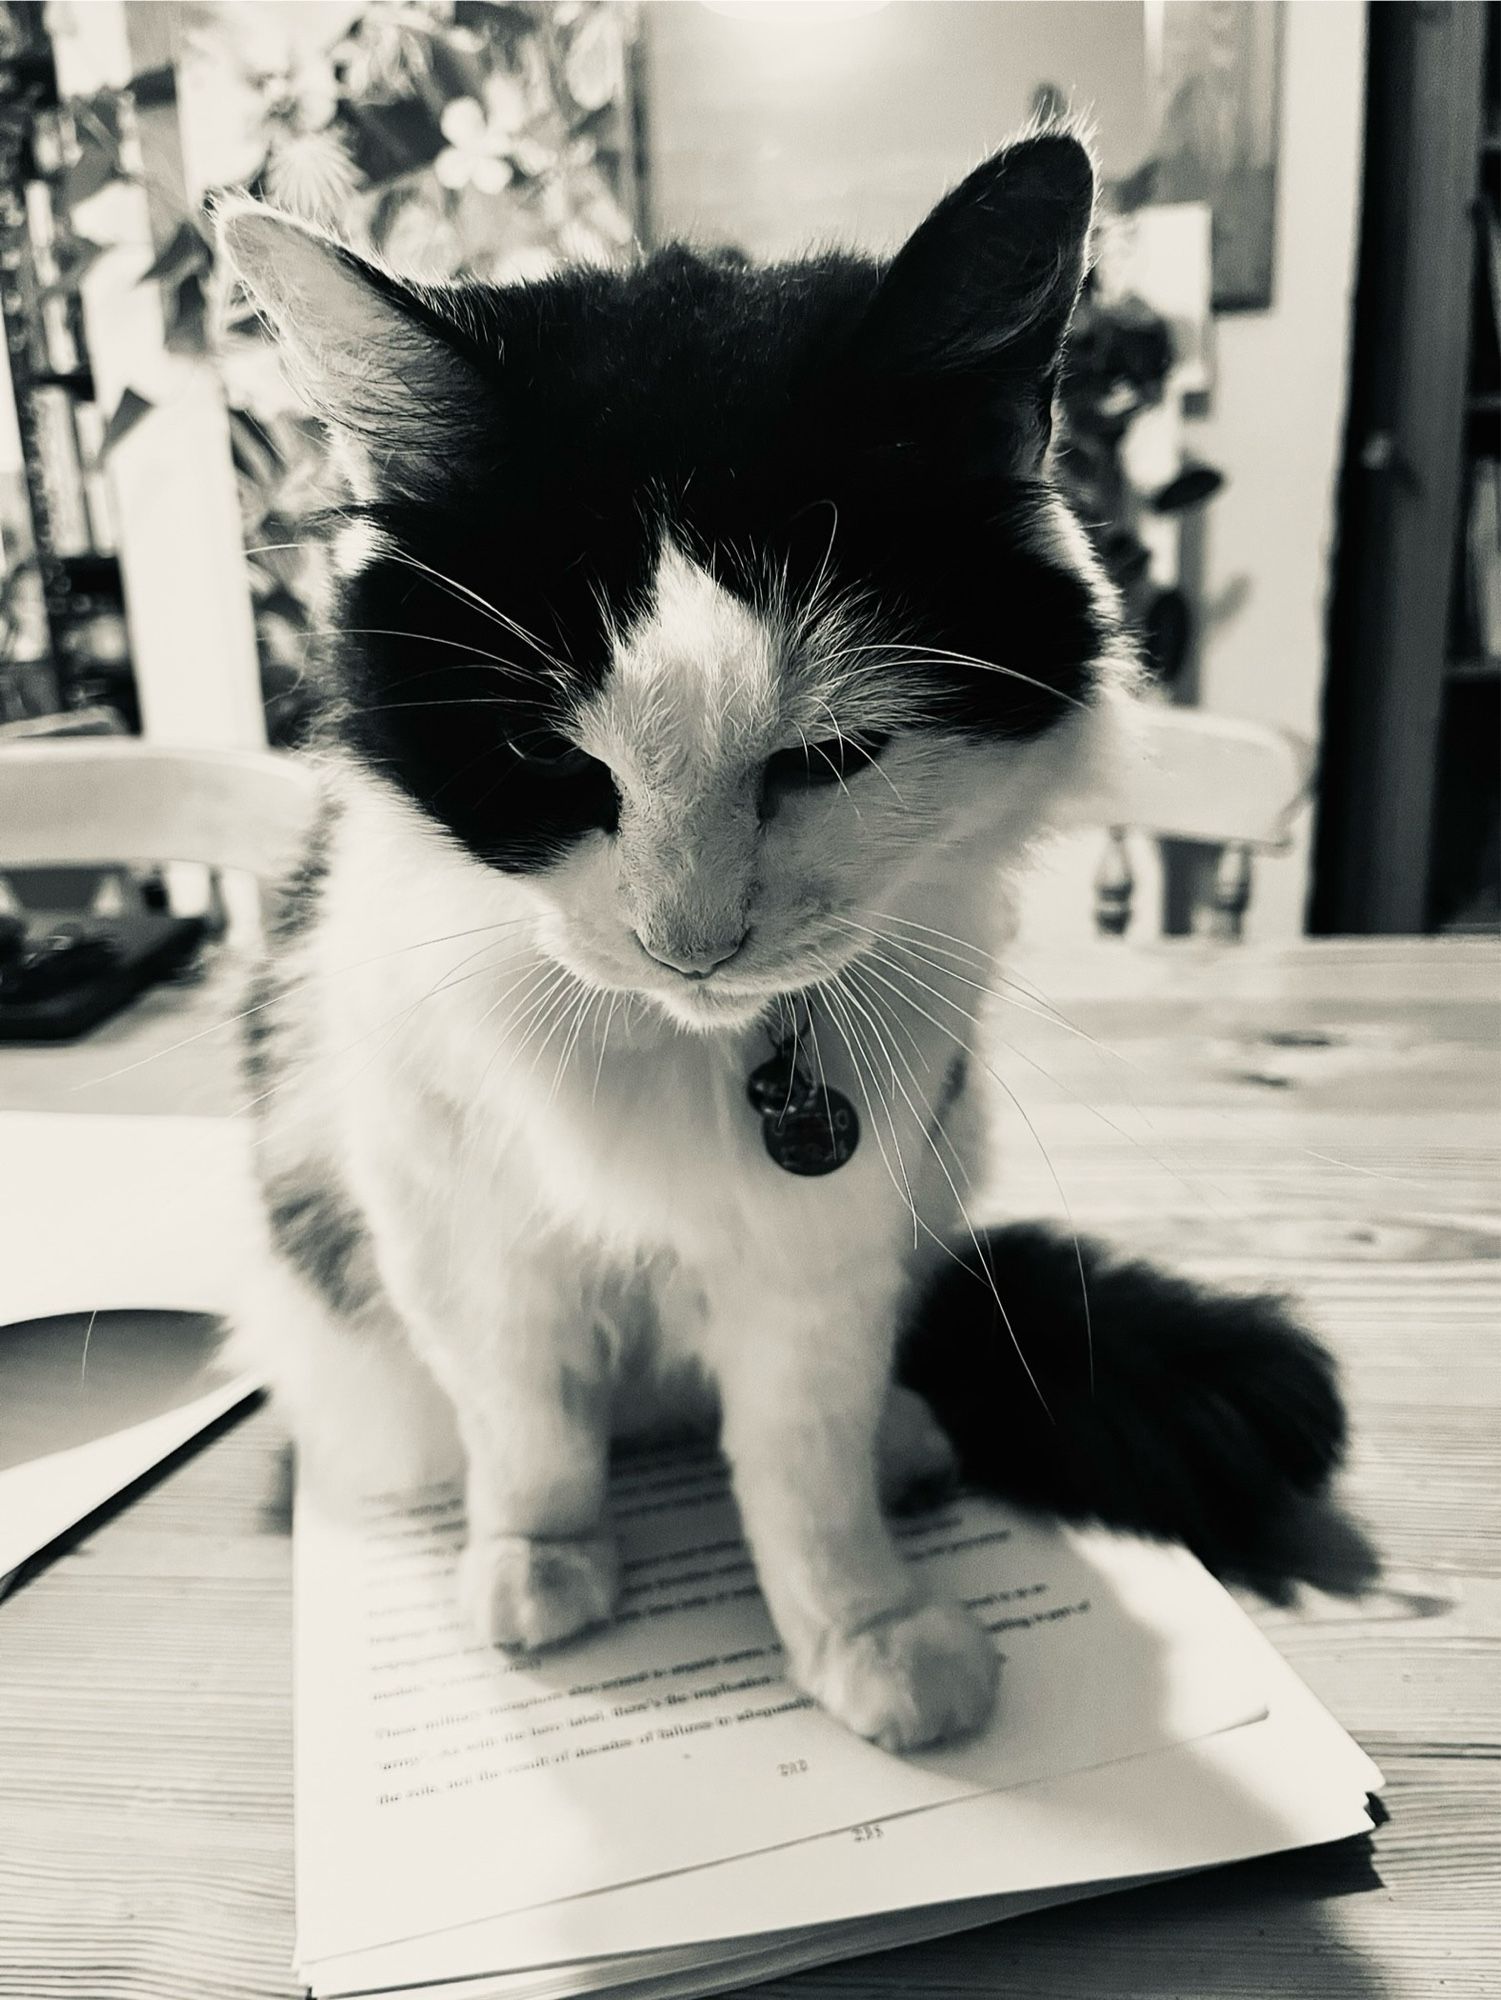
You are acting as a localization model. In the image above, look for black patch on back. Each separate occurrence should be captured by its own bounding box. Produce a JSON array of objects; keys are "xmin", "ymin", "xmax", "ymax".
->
[
  {"xmin": 264, "ymin": 1170, "xmax": 379, "ymax": 1319},
  {"xmin": 240, "ymin": 962, "xmax": 283, "ymax": 1100},
  {"xmin": 267, "ymin": 791, "xmax": 337, "ymax": 941},
  {"xmin": 240, "ymin": 795, "xmax": 338, "ymax": 1102}
]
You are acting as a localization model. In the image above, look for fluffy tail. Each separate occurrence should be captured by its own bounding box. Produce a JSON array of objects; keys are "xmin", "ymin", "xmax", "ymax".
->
[{"xmin": 899, "ymin": 1225, "xmax": 1360, "ymax": 1590}]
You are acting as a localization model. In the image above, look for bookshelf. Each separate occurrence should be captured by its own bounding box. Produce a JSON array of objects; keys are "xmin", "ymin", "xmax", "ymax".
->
[{"xmin": 1313, "ymin": 0, "xmax": 1499, "ymax": 934}]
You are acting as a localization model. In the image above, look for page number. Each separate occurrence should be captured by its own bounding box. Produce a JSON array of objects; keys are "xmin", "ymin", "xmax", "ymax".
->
[
  {"xmin": 852, "ymin": 1822, "xmax": 883, "ymax": 1843},
  {"xmin": 777, "ymin": 1759, "xmax": 809, "ymax": 1778}
]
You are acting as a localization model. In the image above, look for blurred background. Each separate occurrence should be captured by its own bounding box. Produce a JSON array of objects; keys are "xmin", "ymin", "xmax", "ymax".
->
[{"xmin": 0, "ymin": 0, "xmax": 1496, "ymax": 964}]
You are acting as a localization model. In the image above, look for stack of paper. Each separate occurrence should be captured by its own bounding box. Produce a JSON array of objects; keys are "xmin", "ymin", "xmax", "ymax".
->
[
  {"xmin": 0, "ymin": 1112, "xmax": 260, "ymax": 1589},
  {"xmin": 294, "ymin": 1444, "xmax": 1380, "ymax": 2000}
]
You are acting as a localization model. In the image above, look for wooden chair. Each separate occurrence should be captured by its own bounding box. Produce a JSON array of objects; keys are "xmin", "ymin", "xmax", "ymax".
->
[
  {"xmin": 0, "ymin": 717, "xmax": 1308, "ymax": 951},
  {"xmin": 1083, "ymin": 706, "xmax": 1313, "ymax": 941},
  {"xmin": 0, "ymin": 739, "xmax": 317, "ymax": 883}
]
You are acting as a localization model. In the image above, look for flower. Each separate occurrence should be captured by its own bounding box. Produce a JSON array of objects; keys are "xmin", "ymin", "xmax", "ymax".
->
[
  {"xmin": 564, "ymin": 10, "xmax": 624, "ymax": 114},
  {"xmin": 258, "ymin": 48, "xmax": 340, "ymax": 134},
  {"xmin": 264, "ymin": 127, "xmax": 361, "ymax": 222},
  {"xmin": 492, "ymin": 244, "xmax": 558, "ymax": 286},
  {"xmin": 379, "ymin": 196, "xmax": 463, "ymax": 279},
  {"xmin": 434, "ymin": 74, "xmax": 529, "ymax": 193}
]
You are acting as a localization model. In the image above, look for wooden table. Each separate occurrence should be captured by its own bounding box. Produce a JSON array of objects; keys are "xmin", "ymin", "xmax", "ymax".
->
[{"xmin": 2, "ymin": 939, "xmax": 1498, "ymax": 2000}]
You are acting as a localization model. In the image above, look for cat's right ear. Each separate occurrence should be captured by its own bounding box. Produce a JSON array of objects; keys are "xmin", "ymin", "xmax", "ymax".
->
[{"xmin": 212, "ymin": 197, "xmax": 493, "ymax": 498}]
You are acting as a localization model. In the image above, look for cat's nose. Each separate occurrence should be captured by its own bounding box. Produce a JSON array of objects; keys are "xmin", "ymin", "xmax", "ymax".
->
[{"xmin": 635, "ymin": 931, "xmax": 747, "ymax": 980}]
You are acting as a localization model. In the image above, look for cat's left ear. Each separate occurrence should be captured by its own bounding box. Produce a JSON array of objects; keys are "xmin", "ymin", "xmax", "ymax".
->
[
  {"xmin": 850, "ymin": 128, "xmax": 1095, "ymax": 459},
  {"xmin": 213, "ymin": 197, "xmax": 493, "ymax": 499}
]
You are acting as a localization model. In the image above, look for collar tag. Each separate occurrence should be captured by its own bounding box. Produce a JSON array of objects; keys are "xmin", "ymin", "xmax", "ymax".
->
[{"xmin": 746, "ymin": 1015, "xmax": 860, "ymax": 1176}]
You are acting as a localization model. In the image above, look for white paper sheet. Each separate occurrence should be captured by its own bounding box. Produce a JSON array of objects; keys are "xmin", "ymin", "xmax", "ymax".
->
[
  {"xmin": 303, "ymin": 1560, "xmax": 1380, "ymax": 1997},
  {"xmin": 316, "ymin": 1877, "xmax": 1186, "ymax": 2000},
  {"xmin": 0, "ymin": 1111, "xmax": 257, "ymax": 1324},
  {"xmin": 294, "ymin": 1447, "xmax": 1268, "ymax": 1965},
  {"xmin": 0, "ymin": 1364, "xmax": 259, "ymax": 1582},
  {"xmin": 0, "ymin": 1111, "xmax": 261, "ymax": 1581}
]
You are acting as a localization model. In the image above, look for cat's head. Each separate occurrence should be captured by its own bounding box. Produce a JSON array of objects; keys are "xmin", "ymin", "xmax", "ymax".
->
[{"xmin": 220, "ymin": 128, "xmax": 1122, "ymax": 1033}]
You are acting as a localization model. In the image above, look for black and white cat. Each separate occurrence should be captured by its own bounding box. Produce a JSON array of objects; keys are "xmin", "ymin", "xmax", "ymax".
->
[{"xmin": 220, "ymin": 130, "xmax": 1345, "ymax": 1753}]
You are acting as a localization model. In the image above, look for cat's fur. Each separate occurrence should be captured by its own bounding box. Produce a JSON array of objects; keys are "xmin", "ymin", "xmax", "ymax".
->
[{"xmin": 220, "ymin": 130, "xmax": 1346, "ymax": 1753}]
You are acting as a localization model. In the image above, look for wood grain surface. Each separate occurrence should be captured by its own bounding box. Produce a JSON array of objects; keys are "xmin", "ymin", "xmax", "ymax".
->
[{"xmin": 1, "ymin": 939, "xmax": 1497, "ymax": 1999}]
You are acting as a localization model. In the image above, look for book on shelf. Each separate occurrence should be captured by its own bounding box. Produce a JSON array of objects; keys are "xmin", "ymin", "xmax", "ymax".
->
[
  {"xmin": 1466, "ymin": 456, "xmax": 1501, "ymax": 661},
  {"xmin": 293, "ymin": 1445, "xmax": 1382, "ymax": 2000}
]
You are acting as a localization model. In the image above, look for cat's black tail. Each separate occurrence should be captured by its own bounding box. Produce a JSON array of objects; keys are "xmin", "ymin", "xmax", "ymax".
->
[{"xmin": 899, "ymin": 1225, "xmax": 1358, "ymax": 1591}]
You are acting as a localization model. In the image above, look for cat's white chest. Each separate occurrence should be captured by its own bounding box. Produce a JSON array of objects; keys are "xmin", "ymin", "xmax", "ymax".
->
[{"xmin": 492, "ymin": 1000, "xmax": 966, "ymax": 1266}]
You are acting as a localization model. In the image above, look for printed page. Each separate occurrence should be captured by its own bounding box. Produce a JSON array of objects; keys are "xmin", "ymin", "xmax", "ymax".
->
[
  {"xmin": 304, "ymin": 1603, "xmax": 1379, "ymax": 1994},
  {"xmin": 295, "ymin": 1444, "xmax": 1268, "ymax": 1963}
]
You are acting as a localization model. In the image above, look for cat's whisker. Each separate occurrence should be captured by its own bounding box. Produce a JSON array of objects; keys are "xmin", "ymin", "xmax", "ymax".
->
[
  {"xmin": 304, "ymin": 626, "xmax": 523, "ymax": 671},
  {"xmin": 591, "ymin": 989, "xmax": 622, "ymax": 1105},
  {"xmin": 518, "ymin": 970, "xmax": 588, "ymax": 1091},
  {"xmin": 374, "ymin": 546, "xmax": 574, "ymax": 682},
  {"xmin": 833, "ymin": 641, "xmax": 1089, "ymax": 713},
  {"xmin": 549, "ymin": 981, "xmax": 605, "ymax": 1107},
  {"xmin": 841, "ymin": 968, "xmax": 979, "ymax": 1232},
  {"xmin": 335, "ymin": 694, "xmax": 551, "ymax": 720},
  {"xmin": 841, "ymin": 976, "xmax": 1005, "ymax": 1337},
  {"xmin": 850, "ymin": 923, "xmax": 1248, "ymax": 1219},
  {"xmin": 793, "ymin": 722, "xmax": 860, "ymax": 816},
  {"xmin": 312, "ymin": 938, "xmax": 541, "ymax": 1099},
  {"xmin": 851, "ymin": 908, "xmax": 1084, "ymax": 1024},
  {"xmin": 838, "ymin": 917, "xmax": 1133, "ymax": 1062},
  {"xmin": 815, "ymin": 973, "xmax": 920, "ymax": 1247},
  {"xmin": 814, "ymin": 695, "xmax": 896, "ymax": 814},
  {"xmin": 836, "ymin": 968, "xmax": 1050, "ymax": 1416},
  {"xmin": 234, "ymin": 941, "xmax": 535, "ymax": 1119},
  {"xmin": 858, "ymin": 908, "xmax": 1092, "ymax": 1025},
  {"xmin": 842, "ymin": 965, "xmax": 964, "ymax": 1184},
  {"xmin": 845, "ymin": 952, "xmax": 1113, "ymax": 1389},
  {"xmin": 842, "ymin": 968, "xmax": 1054, "ymax": 1398},
  {"xmin": 442, "ymin": 961, "xmax": 569, "ymax": 1285},
  {"xmin": 821, "ymin": 968, "xmax": 944, "ymax": 1257},
  {"xmin": 799, "ymin": 997, "xmax": 843, "ymax": 1164},
  {"xmin": 77, "ymin": 919, "xmax": 535, "ymax": 1094}
]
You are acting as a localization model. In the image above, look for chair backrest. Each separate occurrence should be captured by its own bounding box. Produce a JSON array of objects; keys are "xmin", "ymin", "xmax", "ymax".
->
[
  {"xmin": 1078, "ymin": 704, "xmax": 1313, "ymax": 940},
  {"xmin": 0, "ymin": 741, "xmax": 318, "ymax": 879},
  {"xmin": 0, "ymin": 717, "xmax": 1308, "ymax": 945}
]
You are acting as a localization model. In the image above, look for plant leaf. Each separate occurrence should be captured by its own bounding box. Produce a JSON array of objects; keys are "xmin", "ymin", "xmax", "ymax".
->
[
  {"xmin": 129, "ymin": 64, "xmax": 177, "ymax": 111},
  {"xmin": 139, "ymin": 219, "xmax": 211, "ymax": 289},
  {"xmin": 1151, "ymin": 463, "xmax": 1225, "ymax": 514},
  {"xmin": 101, "ymin": 388, "xmax": 153, "ymax": 455}
]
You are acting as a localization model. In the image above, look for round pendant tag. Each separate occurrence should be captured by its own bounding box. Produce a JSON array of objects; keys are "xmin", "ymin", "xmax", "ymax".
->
[
  {"xmin": 746, "ymin": 1049, "xmax": 818, "ymax": 1116},
  {"xmin": 762, "ymin": 1088, "xmax": 860, "ymax": 1176}
]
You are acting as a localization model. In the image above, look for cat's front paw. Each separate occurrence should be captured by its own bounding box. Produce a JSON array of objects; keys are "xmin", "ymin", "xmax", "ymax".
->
[
  {"xmin": 805, "ymin": 1600, "xmax": 998, "ymax": 1752},
  {"xmin": 458, "ymin": 1532, "xmax": 618, "ymax": 1651}
]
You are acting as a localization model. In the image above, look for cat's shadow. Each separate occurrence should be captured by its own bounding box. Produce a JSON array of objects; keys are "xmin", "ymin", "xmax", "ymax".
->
[{"xmin": 929, "ymin": 1835, "xmax": 1393, "ymax": 1998}]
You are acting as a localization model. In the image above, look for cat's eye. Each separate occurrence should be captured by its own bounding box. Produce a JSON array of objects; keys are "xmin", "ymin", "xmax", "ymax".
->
[
  {"xmin": 510, "ymin": 729, "xmax": 600, "ymax": 779},
  {"xmin": 764, "ymin": 731, "xmax": 891, "ymax": 794}
]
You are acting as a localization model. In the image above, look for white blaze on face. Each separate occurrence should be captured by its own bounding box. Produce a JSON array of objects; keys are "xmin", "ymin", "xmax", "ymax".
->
[{"xmin": 574, "ymin": 540, "xmax": 786, "ymax": 970}]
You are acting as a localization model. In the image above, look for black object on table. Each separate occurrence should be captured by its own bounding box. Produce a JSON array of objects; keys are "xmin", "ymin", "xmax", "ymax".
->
[{"xmin": 0, "ymin": 907, "xmax": 207, "ymax": 1042}]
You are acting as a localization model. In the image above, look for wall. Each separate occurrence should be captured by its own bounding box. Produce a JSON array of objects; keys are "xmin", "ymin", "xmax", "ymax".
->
[
  {"xmin": 1186, "ymin": 0, "xmax": 1367, "ymax": 940},
  {"xmin": 643, "ymin": 0, "xmax": 1150, "ymax": 258},
  {"xmin": 1015, "ymin": 0, "xmax": 1368, "ymax": 947}
]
